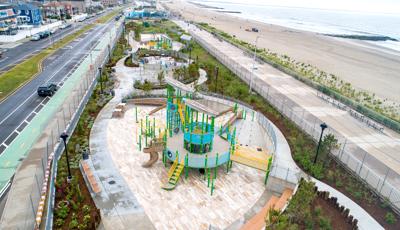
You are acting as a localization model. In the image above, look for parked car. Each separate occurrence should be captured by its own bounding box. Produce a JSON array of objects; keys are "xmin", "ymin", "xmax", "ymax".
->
[
  {"xmin": 60, "ymin": 23, "xmax": 72, "ymax": 29},
  {"xmin": 31, "ymin": 34, "xmax": 41, "ymax": 41},
  {"xmin": 50, "ymin": 27, "xmax": 58, "ymax": 34},
  {"xmin": 252, "ymin": 27, "xmax": 259, "ymax": 32},
  {"xmin": 37, "ymin": 83, "xmax": 58, "ymax": 97},
  {"xmin": 39, "ymin": 31, "xmax": 50, "ymax": 39}
]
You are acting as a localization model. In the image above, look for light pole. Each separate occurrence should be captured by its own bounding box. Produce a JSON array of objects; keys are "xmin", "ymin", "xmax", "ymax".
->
[
  {"xmin": 314, "ymin": 122, "xmax": 328, "ymax": 164},
  {"xmin": 249, "ymin": 35, "xmax": 260, "ymax": 93},
  {"xmin": 60, "ymin": 132, "xmax": 72, "ymax": 182},
  {"xmin": 98, "ymin": 67, "xmax": 103, "ymax": 93}
]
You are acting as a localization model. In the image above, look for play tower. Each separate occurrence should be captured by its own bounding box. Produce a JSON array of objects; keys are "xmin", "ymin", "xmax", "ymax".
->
[{"xmin": 161, "ymin": 86, "xmax": 236, "ymax": 191}]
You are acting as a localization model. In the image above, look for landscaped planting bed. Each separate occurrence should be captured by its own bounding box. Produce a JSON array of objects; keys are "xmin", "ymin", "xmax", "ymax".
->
[{"xmin": 53, "ymin": 31, "xmax": 127, "ymax": 230}]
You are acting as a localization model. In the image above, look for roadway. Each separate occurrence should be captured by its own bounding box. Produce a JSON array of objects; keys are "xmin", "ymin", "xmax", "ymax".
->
[
  {"xmin": 0, "ymin": 16, "xmax": 118, "ymax": 155},
  {"xmin": 0, "ymin": 13, "xmax": 106, "ymax": 73}
]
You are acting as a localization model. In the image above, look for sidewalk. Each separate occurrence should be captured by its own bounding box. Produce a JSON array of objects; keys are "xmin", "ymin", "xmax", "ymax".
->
[{"xmin": 89, "ymin": 55, "xmax": 155, "ymax": 229}]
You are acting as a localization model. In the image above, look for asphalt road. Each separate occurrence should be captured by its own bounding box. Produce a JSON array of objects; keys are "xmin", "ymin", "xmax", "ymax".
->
[
  {"xmin": 0, "ymin": 17, "xmax": 118, "ymax": 154},
  {"xmin": 0, "ymin": 14, "xmax": 105, "ymax": 73}
]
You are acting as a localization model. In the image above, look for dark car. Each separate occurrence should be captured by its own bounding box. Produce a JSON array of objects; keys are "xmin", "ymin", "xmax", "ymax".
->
[
  {"xmin": 37, "ymin": 83, "xmax": 58, "ymax": 97},
  {"xmin": 39, "ymin": 31, "xmax": 51, "ymax": 39}
]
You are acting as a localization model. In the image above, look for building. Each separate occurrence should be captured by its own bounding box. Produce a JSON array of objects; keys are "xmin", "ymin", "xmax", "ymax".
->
[
  {"xmin": 43, "ymin": 1, "xmax": 73, "ymax": 20},
  {"xmin": 101, "ymin": 0, "xmax": 119, "ymax": 7},
  {"xmin": 14, "ymin": 3, "xmax": 42, "ymax": 25},
  {"xmin": 0, "ymin": 4, "xmax": 17, "ymax": 34}
]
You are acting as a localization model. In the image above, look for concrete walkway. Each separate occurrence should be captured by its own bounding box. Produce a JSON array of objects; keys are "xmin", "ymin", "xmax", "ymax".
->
[{"xmin": 89, "ymin": 57, "xmax": 155, "ymax": 230}]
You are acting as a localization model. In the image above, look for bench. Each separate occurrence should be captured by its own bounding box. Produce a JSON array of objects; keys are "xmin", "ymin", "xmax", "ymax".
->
[
  {"xmin": 240, "ymin": 188, "xmax": 293, "ymax": 230},
  {"xmin": 112, "ymin": 108, "xmax": 123, "ymax": 118},
  {"xmin": 240, "ymin": 196, "xmax": 279, "ymax": 230},
  {"xmin": 81, "ymin": 161, "xmax": 101, "ymax": 194}
]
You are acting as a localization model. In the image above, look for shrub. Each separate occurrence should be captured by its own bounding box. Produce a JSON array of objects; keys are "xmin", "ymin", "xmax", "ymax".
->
[
  {"xmin": 314, "ymin": 206, "xmax": 322, "ymax": 217},
  {"xmin": 385, "ymin": 212, "xmax": 397, "ymax": 224},
  {"xmin": 55, "ymin": 218, "xmax": 65, "ymax": 227},
  {"xmin": 319, "ymin": 217, "xmax": 332, "ymax": 230},
  {"xmin": 69, "ymin": 219, "xmax": 79, "ymax": 229}
]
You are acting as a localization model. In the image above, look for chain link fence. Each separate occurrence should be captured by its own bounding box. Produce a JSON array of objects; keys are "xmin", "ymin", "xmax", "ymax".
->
[{"xmin": 191, "ymin": 31, "xmax": 400, "ymax": 212}]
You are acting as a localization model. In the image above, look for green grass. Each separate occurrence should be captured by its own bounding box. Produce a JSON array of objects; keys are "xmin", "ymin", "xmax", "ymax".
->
[
  {"xmin": 96, "ymin": 9, "xmax": 120, "ymax": 24},
  {"xmin": 0, "ymin": 9, "xmax": 121, "ymax": 101}
]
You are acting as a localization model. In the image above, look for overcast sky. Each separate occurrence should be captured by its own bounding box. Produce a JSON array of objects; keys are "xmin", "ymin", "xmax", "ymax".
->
[{"xmin": 202, "ymin": 0, "xmax": 400, "ymax": 14}]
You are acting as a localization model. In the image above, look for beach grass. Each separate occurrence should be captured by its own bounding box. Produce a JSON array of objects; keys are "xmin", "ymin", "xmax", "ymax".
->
[{"xmin": 197, "ymin": 22, "xmax": 400, "ymax": 129}]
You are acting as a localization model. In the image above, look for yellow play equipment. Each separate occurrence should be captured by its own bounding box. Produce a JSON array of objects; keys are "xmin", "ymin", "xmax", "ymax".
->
[
  {"xmin": 177, "ymin": 100, "xmax": 185, "ymax": 127},
  {"xmin": 230, "ymin": 145, "xmax": 271, "ymax": 171},
  {"xmin": 162, "ymin": 157, "xmax": 185, "ymax": 190}
]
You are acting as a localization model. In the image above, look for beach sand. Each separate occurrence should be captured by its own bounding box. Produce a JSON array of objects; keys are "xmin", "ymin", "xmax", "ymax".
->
[{"xmin": 163, "ymin": 0, "xmax": 400, "ymax": 103}]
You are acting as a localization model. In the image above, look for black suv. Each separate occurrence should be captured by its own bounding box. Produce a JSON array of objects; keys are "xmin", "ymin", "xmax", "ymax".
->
[{"xmin": 37, "ymin": 83, "xmax": 58, "ymax": 97}]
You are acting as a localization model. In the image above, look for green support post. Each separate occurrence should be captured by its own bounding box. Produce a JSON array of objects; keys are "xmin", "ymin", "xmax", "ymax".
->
[
  {"xmin": 153, "ymin": 117, "xmax": 156, "ymax": 138},
  {"xmin": 204, "ymin": 154, "xmax": 208, "ymax": 180},
  {"xmin": 264, "ymin": 157, "xmax": 273, "ymax": 185},
  {"xmin": 145, "ymin": 132, "xmax": 148, "ymax": 147},
  {"xmin": 207, "ymin": 168, "xmax": 211, "ymax": 187},
  {"xmin": 211, "ymin": 175, "xmax": 215, "ymax": 196},
  {"xmin": 185, "ymin": 154, "xmax": 189, "ymax": 179},
  {"xmin": 138, "ymin": 135, "xmax": 142, "ymax": 150}
]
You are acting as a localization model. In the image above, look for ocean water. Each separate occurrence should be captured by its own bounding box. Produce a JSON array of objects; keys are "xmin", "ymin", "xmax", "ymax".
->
[{"xmin": 189, "ymin": 0, "xmax": 400, "ymax": 52}]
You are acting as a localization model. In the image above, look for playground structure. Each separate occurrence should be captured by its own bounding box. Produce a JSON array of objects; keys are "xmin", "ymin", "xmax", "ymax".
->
[
  {"xmin": 103, "ymin": 88, "xmax": 298, "ymax": 229},
  {"xmin": 132, "ymin": 85, "xmax": 274, "ymax": 194},
  {"xmin": 140, "ymin": 34, "xmax": 173, "ymax": 50}
]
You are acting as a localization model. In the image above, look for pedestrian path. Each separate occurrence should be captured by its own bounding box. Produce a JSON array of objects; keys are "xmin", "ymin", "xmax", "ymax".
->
[{"xmin": 89, "ymin": 57, "xmax": 155, "ymax": 229}]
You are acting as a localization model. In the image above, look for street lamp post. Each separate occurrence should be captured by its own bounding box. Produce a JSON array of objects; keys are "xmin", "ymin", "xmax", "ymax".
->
[
  {"xmin": 249, "ymin": 36, "xmax": 260, "ymax": 93},
  {"xmin": 314, "ymin": 122, "xmax": 328, "ymax": 164},
  {"xmin": 98, "ymin": 67, "xmax": 103, "ymax": 93},
  {"xmin": 60, "ymin": 132, "xmax": 72, "ymax": 182}
]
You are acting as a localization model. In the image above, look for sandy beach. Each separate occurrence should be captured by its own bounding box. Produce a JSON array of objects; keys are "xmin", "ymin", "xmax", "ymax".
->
[{"xmin": 164, "ymin": 0, "xmax": 400, "ymax": 103}]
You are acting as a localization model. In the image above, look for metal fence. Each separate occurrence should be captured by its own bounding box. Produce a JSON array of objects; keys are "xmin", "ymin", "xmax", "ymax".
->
[
  {"xmin": 191, "ymin": 31, "xmax": 400, "ymax": 212},
  {"xmin": 0, "ymin": 21, "xmax": 124, "ymax": 230}
]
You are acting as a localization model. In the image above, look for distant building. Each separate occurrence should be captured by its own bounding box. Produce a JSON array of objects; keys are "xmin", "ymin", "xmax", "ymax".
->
[
  {"xmin": 43, "ymin": 1, "xmax": 73, "ymax": 19},
  {"xmin": 0, "ymin": 4, "xmax": 17, "ymax": 33},
  {"xmin": 14, "ymin": 3, "xmax": 42, "ymax": 25},
  {"xmin": 101, "ymin": 0, "xmax": 119, "ymax": 7}
]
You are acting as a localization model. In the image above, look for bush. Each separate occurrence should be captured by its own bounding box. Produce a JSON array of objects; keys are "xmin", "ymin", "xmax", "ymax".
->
[
  {"xmin": 385, "ymin": 212, "xmax": 397, "ymax": 224},
  {"xmin": 319, "ymin": 217, "xmax": 332, "ymax": 230},
  {"xmin": 55, "ymin": 218, "xmax": 65, "ymax": 227}
]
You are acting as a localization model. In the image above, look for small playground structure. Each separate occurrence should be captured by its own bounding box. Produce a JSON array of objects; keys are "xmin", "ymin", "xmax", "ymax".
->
[{"xmin": 140, "ymin": 34, "xmax": 173, "ymax": 50}]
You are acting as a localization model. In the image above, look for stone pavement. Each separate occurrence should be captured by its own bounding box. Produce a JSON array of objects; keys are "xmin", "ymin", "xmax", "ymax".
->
[{"xmin": 89, "ymin": 56, "xmax": 155, "ymax": 230}]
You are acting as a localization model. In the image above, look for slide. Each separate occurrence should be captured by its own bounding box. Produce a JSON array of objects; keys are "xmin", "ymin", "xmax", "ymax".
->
[
  {"xmin": 222, "ymin": 112, "xmax": 243, "ymax": 133},
  {"xmin": 142, "ymin": 139, "xmax": 165, "ymax": 168},
  {"xmin": 149, "ymin": 104, "xmax": 166, "ymax": 115},
  {"xmin": 178, "ymin": 102, "xmax": 185, "ymax": 127}
]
